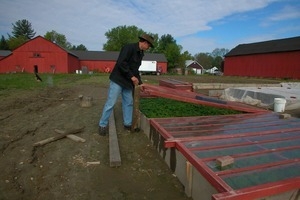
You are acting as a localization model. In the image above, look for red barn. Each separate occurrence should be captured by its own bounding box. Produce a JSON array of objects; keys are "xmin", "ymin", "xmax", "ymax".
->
[
  {"xmin": 0, "ymin": 36, "xmax": 168, "ymax": 74},
  {"xmin": 224, "ymin": 36, "xmax": 300, "ymax": 79},
  {"xmin": 71, "ymin": 51, "xmax": 119, "ymax": 73},
  {"xmin": 72, "ymin": 50, "xmax": 168, "ymax": 74},
  {"xmin": 0, "ymin": 36, "xmax": 79, "ymax": 73}
]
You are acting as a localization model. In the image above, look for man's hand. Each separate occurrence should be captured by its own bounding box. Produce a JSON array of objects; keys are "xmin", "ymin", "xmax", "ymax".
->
[
  {"xmin": 139, "ymin": 84, "xmax": 145, "ymax": 92},
  {"xmin": 131, "ymin": 76, "xmax": 139, "ymax": 86}
]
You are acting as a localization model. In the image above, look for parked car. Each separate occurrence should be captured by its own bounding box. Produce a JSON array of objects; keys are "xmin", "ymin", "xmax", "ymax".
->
[{"xmin": 213, "ymin": 70, "xmax": 223, "ymax": 76}]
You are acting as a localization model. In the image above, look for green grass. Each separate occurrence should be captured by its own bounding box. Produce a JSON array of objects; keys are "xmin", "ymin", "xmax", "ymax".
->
[
  {"xmin": 0, "ymin": 73, "xmax": 45, "ymax": 90},
  {"xmin": 140, "ymin": 97, "xmax": 241, "ymax": 118},
  {"xmin": 0, "ymin": 73, "xmax": 291, "ymax": 92},
  {"xmin": 0, "ymin": 73, "xmax": 109, "ymax": 91}
]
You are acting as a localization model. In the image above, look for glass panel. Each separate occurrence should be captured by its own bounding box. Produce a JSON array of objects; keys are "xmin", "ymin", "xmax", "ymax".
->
[
  {"xmin": 261, "ymin": 139, "xmax": 300, "ymax": 149},
  {"xmin": 206, "ymin": 153, "xmax": 286, "ymax": 172},
  {"xmin": 279, "ymin": 149, "xmax": 300, "ymax": 159},
  {"xmin": 194, "ymin": 144, "xmax": 263, "ymax": 158},
  {"xmin": 247, "ymin": 131, "xmax": 299, "ymax": 142},
  {"xmin": 222, "ymin": 163, "xmax": 300, "ymax": 190},
  {"xmin": 184, "ymin": 138, "xmax": 246, "ymax": 148}
]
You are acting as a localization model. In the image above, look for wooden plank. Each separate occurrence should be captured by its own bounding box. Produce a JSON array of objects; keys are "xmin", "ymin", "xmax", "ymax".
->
[
  {"xmin": 33, "ymin": 126, "xmax": 85, "ymax": 147},
  {"xmin": 109, "ymin": 110, "xmax": 121, "ymax": 167},
  {"xmin": 54, "ymin": 129, "xmax": 86, "ymax": 142},
  {"xmin": 131, "ymin": 85, "xmax": 140, "ymax": 132}
]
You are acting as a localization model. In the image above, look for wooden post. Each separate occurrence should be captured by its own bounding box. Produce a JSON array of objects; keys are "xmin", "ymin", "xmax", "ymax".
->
[
  {"xmin": 185, "ymin": 161, "xmax": 193, "ymax": 197},
  {"xmin": 131, "ymin": 85, "xmax": 141, "ymax": 132}
]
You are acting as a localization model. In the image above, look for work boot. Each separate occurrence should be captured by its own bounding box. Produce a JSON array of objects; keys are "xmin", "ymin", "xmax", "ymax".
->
[
  {"xmin": 98, "ymin": 126, "xmax": 107, "ymax": 136},
  {"xmin": 124, "ymin": 125, "xmax": 140, "ymax": 133},
  {"xmin": 124, "ymin": 125, "xmax": 131, "ymax": 133}
]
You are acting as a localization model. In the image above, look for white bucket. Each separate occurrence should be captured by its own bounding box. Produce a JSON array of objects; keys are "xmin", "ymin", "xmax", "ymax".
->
[{"xmin": 274, "ymin": 98, "xmax": 286, "ymax": 112}]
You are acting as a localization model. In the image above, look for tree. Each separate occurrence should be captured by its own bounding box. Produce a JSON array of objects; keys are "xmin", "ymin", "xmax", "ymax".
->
[
  {"xmin": 194, "ymin": 48, "xmax": 229, "ymax": 70},
  {"xmin": 212, "ymin": 56, "xmax": 223, "ymax": 70},
  {"xmin": 157, "ymin": 34, "xmax": 176, "ymax": 53},
  {"xmin": 178, "ymin": 50, "xmax": 193, "ymax": 70},
  {"xmin": 103, "ymin": 26, "xmax": 191, "ymax": 71},
  {"xmin": 44, "ymin": 30, "xmax": 72, "ymax": 49},
  {"xmin": 103, "ymin": 25, "xmax": 158, "ymax": 52},
  {"xmin": 164, "ymin": 43, "xmax": 182, "ymax": 69},
  {"xmin": 0, "ymin": 35, "xmax": 9, "ymax": 50},
  {"xmin": 71, "ymin": 44, "xmax": 88, "ymax": 51},
  {"xmin": 103, "ymin": 25, "xmax": 144, "ymax": 51},
  {"xmin": 194, "ymin": 53, "xmax": 214, "ymax": 69},
  {"xmin": 156, "ymin": 34, "xmax": 184, "ymax": 70},
  {"xmin": 211, "ymin": 48, "xmax": 229, "ymax": 58},
  {"xmin": 12, "ymin": 19, "xmax": 36, "ymax": 39},
  {"xmin": 7, "ymin": 35, "xmax": 27, "ymax": 50},
  {"xmin": 210, "ymin": 48, "xmax": 229, "ymax": 70}
]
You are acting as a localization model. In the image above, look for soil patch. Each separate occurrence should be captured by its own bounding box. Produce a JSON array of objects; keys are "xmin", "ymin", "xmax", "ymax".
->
[{"xmin": 0, "ymin": 83, "xmax": 190, "ymax": 200}]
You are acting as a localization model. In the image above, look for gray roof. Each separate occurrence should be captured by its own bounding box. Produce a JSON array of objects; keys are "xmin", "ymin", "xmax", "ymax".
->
[
  {"xmin": 185, "ymin": 60, "xmax": 203, "ymax": 69},
  {"xmin": 71, "ymin": 50, "xmax": 167, "ymax": 62},
  {"xmin": 0, "ymin": 50, "xmax": 11, "ymax": 57},
  {"xmin": 0, "ymin": 49, "xmax": 167, "ymax": 63},
  {"xmin": 143, "ymin": 53, "xmax": 167, "ymax": 62},
  {"xmin": 225, "ymin": 36, "xmax": 300, "ymax": 57}
]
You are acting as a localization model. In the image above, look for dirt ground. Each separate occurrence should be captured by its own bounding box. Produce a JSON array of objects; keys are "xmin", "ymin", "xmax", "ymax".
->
[
  {"xmin": 0, "ymin": 78, "xmax": 192, "ymax": 200},
  {"xmin": 0, "ymin": 75, "xmax": 299, "ymax": 200}
]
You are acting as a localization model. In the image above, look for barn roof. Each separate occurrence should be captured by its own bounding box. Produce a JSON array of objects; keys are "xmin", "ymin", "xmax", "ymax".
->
[
  {"xmin": 71, "ymin": 50, "xmax": 167, "ymax": 62},
  {"xmin": 225, "ymin": 36, "xmax": 300, "ymax": 57},
  {"xmin": 71, "ymin": 50, "xmax": 119, "ymax": 61},
  {"xmin": 143, "ymin": 53, "xmax": 167, "ymax": 62},
  {"xmin": 0, "ymin": 50, "xmax": 11, "ymax": 57},
  {"xmin": 185, "ymin": 60, "xmax": 204, "ymax": 69}
]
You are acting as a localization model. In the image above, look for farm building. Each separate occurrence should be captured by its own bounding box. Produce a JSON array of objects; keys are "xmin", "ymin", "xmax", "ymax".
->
[
  {"xmin": 185, "ymin": 60, "xmax": 204, "ymax": 75},
  {"xmin": 0, "ymin": 36, "xmax": 167, "ymax": 74},
  {"xmin": 224, "ymin": 36, "xmax": 300, "ymax": 79}
]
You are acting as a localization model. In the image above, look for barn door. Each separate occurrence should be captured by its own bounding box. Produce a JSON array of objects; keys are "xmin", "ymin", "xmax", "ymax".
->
[{"xmin": 30, "ymin": 57, "xmax": 45, "ymax": 73}]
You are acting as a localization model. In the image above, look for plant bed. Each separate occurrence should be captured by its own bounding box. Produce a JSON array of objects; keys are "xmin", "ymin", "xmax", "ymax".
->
[{"xmin": 140, "ymin": 97, "xmax": 242, "ymax": 118}]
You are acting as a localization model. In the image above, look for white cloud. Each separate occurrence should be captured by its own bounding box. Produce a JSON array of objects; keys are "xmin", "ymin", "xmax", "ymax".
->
[
  {"xmin": 0, "ymin": 0, "xmax": 295, "ymax": 54},
  {"xmin": 177, "ymin": 36, "xmax": 218, "ymax": 54}
]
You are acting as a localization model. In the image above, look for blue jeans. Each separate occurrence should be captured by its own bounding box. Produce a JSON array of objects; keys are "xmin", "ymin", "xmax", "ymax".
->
[{"xmin": 99, "ymin": 81, "xmax": 133, "ymax": 127}]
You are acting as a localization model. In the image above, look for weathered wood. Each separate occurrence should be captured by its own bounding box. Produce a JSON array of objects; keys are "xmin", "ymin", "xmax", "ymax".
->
[
  {"xmin": 54, "ymin": 129, "xmax": 86, "ymax": 142},
  {"xmin": 279, "ymin": 113, "xmax": 291, "ymax": 119},
  {"xmin": 33, "ymin": 126, "xmax": 85, "ymax": 147},
  {"xmin": 86, "ymin": 161, "xmax": 100, "ymax": 166},
  {"xmin": 159, "ymin": 79, "xmax": 193, "ymax": 92},
  {"xmin": 185, "ymin": 161, "xmax": 193, "ymax": 197},
  {"xmin": 80, "ymin": 96, "xmax": 93, "ymax": 107},
  {"xmin": 131, "ymin": 85, "xmax": 141, "ymax": 132},
  {"xmin": 109, "ymin": 111, "xmax": 121, "ymax": 167},
  {"xmin": 216, "ymin": 156, "xmax": 234, "ymax": 168}
]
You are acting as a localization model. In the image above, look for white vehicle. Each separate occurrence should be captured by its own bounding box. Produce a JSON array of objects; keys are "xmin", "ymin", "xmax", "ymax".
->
[{"xmin": 139, "ymin": 60, "xmax": 158, "ymax": 75}]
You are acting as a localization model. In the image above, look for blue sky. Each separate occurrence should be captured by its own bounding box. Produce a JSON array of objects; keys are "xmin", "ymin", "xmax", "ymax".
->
[{"xmin": 0, "ymin": 0, "xmax": 299, "ymax": 55}]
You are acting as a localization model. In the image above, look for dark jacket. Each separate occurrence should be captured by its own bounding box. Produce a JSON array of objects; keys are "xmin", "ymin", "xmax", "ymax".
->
[{"xmin": 109, "ymin": 43, "xmax": 143, "ymax": 89}]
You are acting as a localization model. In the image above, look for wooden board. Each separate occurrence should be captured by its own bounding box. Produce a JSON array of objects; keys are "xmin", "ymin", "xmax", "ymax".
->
[
  {"xmin": 54, "ymin": 129, "xmax": 86, "ymax": 142},
  {"xmin": 109, "ymin": 110, "xmax": 121, "ymax": 167}
]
